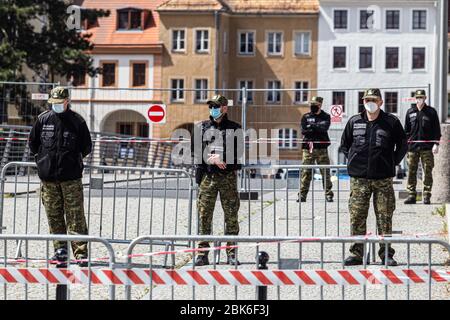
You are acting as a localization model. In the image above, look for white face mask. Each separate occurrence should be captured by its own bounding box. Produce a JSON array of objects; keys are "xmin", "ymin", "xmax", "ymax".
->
[
  {"xmin": 364, "ymin": 102, "xmax": 379, "ymax": 114},
  {"xmin": 416, "ymin": 99, "xmax": 425, "ymax": 107},
  {"xmin": 52, "ymin": 103, "xmax": 65, "ymax": 113}
]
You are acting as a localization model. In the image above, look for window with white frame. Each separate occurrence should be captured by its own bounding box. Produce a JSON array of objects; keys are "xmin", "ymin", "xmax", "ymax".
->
[
  {"xmin": 334, "ymin": 10, "xmax": 348, "ymax": 29},
  {"xmin": 239, "ymin": 31, "xmax": 255, "ymax": 55},
  {"xmin": 385, "ymin": 47, "xmax": 399, "ymax": 70},
  {"xmin": 412, "ymin": 10, "xmax": 427, "ymax": 30},
  {"xmin": 333, "ymin": 47, "xmax": 347, "ymax": 69},
  {"xmin": 195, "ymin": 29, "xmax": 209, "ymax": 53},
  {"xmin": 384, "ymin": 92, "xmax": 398, "ymax": 113},
  {"xmin": 412, "ymin": 47, "xmax": 426, "ymax": 70},
  {"xmin": 266, "ymin": 81, "xmax": 281, "ymax": 103},
  {"xmin": 238, "ymin": 80, "xmax": 253, "ymax": 103},
  {"xmin": 359, "ymin": 47, "xmax": 373, "ymax": 69},
  {"xmin": 294, "ymin": 81, "xmax": 309, "ymax": 103},
  {"xmin": 278, "ymin": 128, "xmax": 298, "ymax": 149},
  {"xmin": 294, "ymin": 31, "xmax": 311, "ymax": 56},
  {"xmin": 360, "ymin": 10, "xmax": 374, "ymax": 30},
  {"xmin": 386, "ymin": 10, "xmax": 400, "ymax": 30},
  {"xmin": 267, "ymin": 32, "xmax": 282, "ymax": 55},
  {"xmin": 194, "ymin": 79, "xmax": 208, "ymax": 102},
  {"xmin": 172, "ymin": 29, "xmax": 185, "ymax": 52},
  {"xmin": 171, "ymin": 79, "xmax": 184, "ymax": 102}
]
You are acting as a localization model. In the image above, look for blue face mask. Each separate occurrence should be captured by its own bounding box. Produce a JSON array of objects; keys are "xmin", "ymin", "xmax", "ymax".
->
[
  {"xmin": 52, "ymin": 103, "xmax": 65, "ymax": 113},
  {"xmin": 209, "ymin": 107, "xmax": 222, "ymax": 120}
]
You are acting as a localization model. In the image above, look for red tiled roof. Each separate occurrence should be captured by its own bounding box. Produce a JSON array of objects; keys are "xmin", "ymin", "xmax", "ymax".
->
[
  {"xmin": 157, "ymin": 0, "xmax": 319, "ymax": 13},
  {"xmin": 81, "ymin": 0, "xmax": 165, "ymax": 48}
]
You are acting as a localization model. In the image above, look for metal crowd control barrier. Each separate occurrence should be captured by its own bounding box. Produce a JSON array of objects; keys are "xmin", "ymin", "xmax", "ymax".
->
[
  {"xmin": 0, "ymin": 162, "xmax": 195, "ymax": 255},
  {"xmin": 0, "ymin": 234, "xmax": 116, "ymax": 300},
  {"xmin": 239, "ymin": 165, "xmax": 348, "ymax": 237},
  {"xmin": 124, "ymin": 235, "xmax": 450, "ymax": 300}
]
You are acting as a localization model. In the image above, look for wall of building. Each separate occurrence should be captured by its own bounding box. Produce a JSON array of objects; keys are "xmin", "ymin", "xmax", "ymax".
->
[{"xmin": 318, "ymin": 1, "xmax": 438, "ymax": 164}]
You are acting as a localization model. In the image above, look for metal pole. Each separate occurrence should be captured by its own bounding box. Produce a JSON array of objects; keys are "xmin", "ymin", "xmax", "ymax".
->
[
  {"xmin": 240, "ymin": 87, "xmax": 248, "ymax": 190},
  {"xmin": 438, "ymin": 0, "xmax": 448, "ymax": 121},
  {"xmin": 55, "ymin": 249, "xmax": 68, "ymax": 300},
  {"xmin": 256, "ymin": 251, "xmax": 269, "ymax": 300}
]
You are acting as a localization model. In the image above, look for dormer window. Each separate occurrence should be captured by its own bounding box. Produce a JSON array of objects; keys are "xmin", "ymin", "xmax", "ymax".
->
[{"xmin": 117, "ymin": 8, "xmax": 152, "ymax": 31}]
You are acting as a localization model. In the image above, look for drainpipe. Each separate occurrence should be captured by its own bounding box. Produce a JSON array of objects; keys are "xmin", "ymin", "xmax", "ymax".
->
[{"xmin": 214, "ymin": 10, "xmax": 220, "ymax": 93}]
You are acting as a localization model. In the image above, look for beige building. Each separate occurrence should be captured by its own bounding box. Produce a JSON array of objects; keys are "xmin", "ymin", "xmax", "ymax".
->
[{"xmin": 157, "ymin": 0, "xmax": 319, "ymax": 162}]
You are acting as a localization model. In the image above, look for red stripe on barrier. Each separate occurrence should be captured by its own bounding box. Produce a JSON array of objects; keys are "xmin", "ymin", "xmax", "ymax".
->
[
  {"xmin": 0, "ymin": 269, "xmax": 17, "ymax": 283},
  {"xmin": 186, "ymin": 270, "xmax": 209, "ymax": 285},
  {"xmin": 317, "ymin": 270, "xmax": 338, "ymax": 285},
  {"xmin": 273, "ymin": 271, "xmax": 295, "ymax": 285},
  {"xmin": 402, "ymin": 269, "xmax": 425, "ymax": 284},
  {"xmin": 166, "ymin": 270, "xmax": 187, "ymax": 285},
  {"xmin": 122, "ymin": 270, "xmax": 145, "ymax": 285},
  {"xmin": 147, "ymin": 270, "xmax": 165, "ymax": 285},
  {"xmin": 18, "ymin": 269, "xmax": 39, "ymax": 283},
  {"xmin": 426, "ymin": 270, "xmax": 447, "ymax": 282},
  {"xmin": 230, "ymin": 270, "xmax": 251, "ymax": 285},
  {"xmin": 360, "ymin": 270, "xmax": 382, "ymax": 284},
  {"xmin": 251, "ymin": 271, "xmax": 273, "ymax": 286},
  {"xmin": 102, "ymin": 270, "xmax": 123, "ymax": 285},
  {"xmin": 81, "ymin": 269, "xmax": 103, "ymax": 284},
  {"xmin": 381, "ymin": 270, "xmax": 403, "ymax": 284},
  {"xmin": 294, "ymin": 271, "xmax": 316, "ymax": 285},
  {"xmin": 39, "ymin": 269, "xmax": 59, "ymax": 284},
  {"xmin": 208, "ymin": 270, "xmax": 230, "ymax": 285},
  {"xmin": 338, "ymin": 270, "xmax": 359, "ymax": 285}
]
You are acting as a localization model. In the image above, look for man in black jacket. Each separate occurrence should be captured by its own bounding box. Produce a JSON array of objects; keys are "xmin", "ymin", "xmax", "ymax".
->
[
  {"xmin": 340, "ymin": 89, "xmax": 407, "ymax": 266},
  {"xmin": 193, "ymin": 95, "xmax": 243, "ymax": 266},
  {"xmin": 404, "ymin": 90, "xmax": 441, "ymax": 205},
  {"xmin": 29, "ymin": 87, "xmax": 92, "ymax": 265},
  {"xmin": 299, "ymin": 96, "xmax": 333, "ymax": 202}
]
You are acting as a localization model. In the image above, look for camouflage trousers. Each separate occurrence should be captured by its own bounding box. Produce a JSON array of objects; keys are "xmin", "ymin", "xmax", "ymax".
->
[
  {"xmin": 41, "ymin": 179, "xmax": 88, "ymax": 258},
  {"xmin": 300, "ymin": 149, "xmax": 333, "ymax": 198},
  {"xmin": 349, "ymin": 177, "xmax": 396, "ymax": 259},
  {"xmin": 406, "ymin": 150, "xmax": 434, "ymax": 198},
  {"xmin": 197, "ymin": 171, "xmax": 240, "ymax": 256}
]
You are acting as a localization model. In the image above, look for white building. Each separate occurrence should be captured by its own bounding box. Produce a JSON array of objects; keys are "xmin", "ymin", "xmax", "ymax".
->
[{"xmin": 318, "ymin": 0, "xmax": 441, "ymax": 164}]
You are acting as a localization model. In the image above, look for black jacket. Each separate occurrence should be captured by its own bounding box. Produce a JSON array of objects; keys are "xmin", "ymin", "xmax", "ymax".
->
[
  {"xmin": 193, "ymin": 114, "xmax": 243, "ymax": 182},
  {"xmin": 29, "ymin": 108, "xmax": 92, "ymax": 182},
  {"xmin": 301, "ymin": 111, "xmax": 331, "ymax": 149},
  {"xmin": 404, "ymin": 104, "xmax": 441, "ymax": 151},
  {"xmin": 340, "ymin": 110, "xmax": 407, "ymax": 179}
]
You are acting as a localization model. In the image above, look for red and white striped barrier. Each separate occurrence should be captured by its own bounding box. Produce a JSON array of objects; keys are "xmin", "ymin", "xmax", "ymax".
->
[{"xmin": 0, "ymin": 268, "xmax": 448, "ymax": 286}]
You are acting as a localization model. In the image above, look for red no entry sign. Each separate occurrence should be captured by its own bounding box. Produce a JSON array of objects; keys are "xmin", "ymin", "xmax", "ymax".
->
[
  {"xmin": 330, "ymin": 105, "xmax": 343, "ymax": 123},
  {"xmin": 147, "ymin": 104, "xmax": 166, "ymax": 124}
]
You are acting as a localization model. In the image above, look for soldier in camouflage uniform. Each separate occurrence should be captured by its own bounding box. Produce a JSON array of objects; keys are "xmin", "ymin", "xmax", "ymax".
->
[
  {"xmin": 299, "ymin": 96, "xmax": 333, "ymax": 202},
  {"xmin": 194, "ymin": 95, "xmax": 243, "ymax": 266},
  {"xmin": 29, "ymin": 87, "xmax": 92, "ymax": 265},
  {"xmin": 404, "ymin": 90, "xmax": 441, "ymax": 205},
  {"xmin": 340, "ymin": 89, "xmax": 407, "ymax": 266}
]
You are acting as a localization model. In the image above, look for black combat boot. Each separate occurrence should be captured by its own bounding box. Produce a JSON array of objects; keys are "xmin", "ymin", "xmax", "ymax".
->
[
  {"xmin": 326, "ymin": 195, "xmax": 334, "ymax": 202},
  {"xmin": 296, "ymin": 195, "xmax": 306, "ymax": 203},
  {"xmin": 343, "ymin": 255, "xmax": 369, "ymax": 266},
  {"xmin": 423, "ymin": 196, "xmax": 431, "ymax": 204},
  {"xmin": 50, "ymin": 248, "xmax": 68, "ymax": 265},
  {"xmin": 227, "ymin": 255, "xmax": 241, "ymax": 265},
  {"xmin": 381, "ymin": 256, "xmax": 398, "ymax": 267},
  {"xmin": 194, "ymin": 255, "xmax": 209, "ymax": 266},
  {"xmin": 404, "ymin": 195, "xmax": 416, "ymax": 204}
]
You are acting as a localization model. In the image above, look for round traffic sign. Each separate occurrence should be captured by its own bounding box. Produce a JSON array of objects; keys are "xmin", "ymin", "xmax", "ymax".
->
[
  {"xmin": 147, "ymin": 105, "xmax": 166, "ymax": 123},
  {"xmin": 331, "ymin": 105, "xmax": 343, "ymax": 117}
]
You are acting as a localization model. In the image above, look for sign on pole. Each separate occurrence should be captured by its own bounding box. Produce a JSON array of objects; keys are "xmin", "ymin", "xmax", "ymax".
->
[
  {"xmin": 147, "ymin": 104, "xmax": 166, "ymax": 124},
  {"xmin": 31, "ymin": 93, "xmax": 49, "ymax": 101},
  {"xmin": 330, "ymin": 105, "xmax": 343, "ymax": 123}
]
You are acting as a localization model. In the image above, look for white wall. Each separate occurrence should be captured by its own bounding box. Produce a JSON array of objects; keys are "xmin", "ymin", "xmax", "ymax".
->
[{"xmin": 318, "ymin": 0, "xmax": 438, "ymax": 164}]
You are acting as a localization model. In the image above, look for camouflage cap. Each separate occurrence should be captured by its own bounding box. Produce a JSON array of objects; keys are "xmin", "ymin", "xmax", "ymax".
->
[
  {"xmin": 362, "ymin": 88, "xmax": 382, "ymax": 100},
  {"xmin": 48, "ymin": 86, "xmax": 69, "ymax": 104},
  {"xmin": 207, "ymin": 95, "xmax": 228, "ymax": 106},
  {"xmin": 309, "ymin": 96, "xmax": 323, "ymax": 105},
  {"xmin": 414, "ymin": 89, "xmax": 426, "ymax": 98}
]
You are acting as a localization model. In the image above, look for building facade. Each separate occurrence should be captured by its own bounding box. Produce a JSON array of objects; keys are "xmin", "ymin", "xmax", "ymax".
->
[
  {"xmin": 318, "ymin": 0, "xmax": 441, "ymax": 164},
  {"xmin": 71, "ymin": 0, "xmax": 165, "ymax": 138},
  {"xmin": 157, "ymin": 0, "xmax": 319, "ymax": 162}
]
